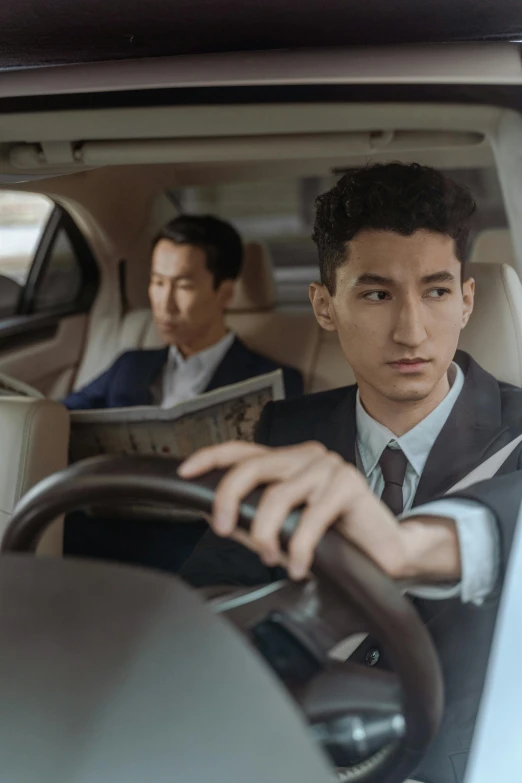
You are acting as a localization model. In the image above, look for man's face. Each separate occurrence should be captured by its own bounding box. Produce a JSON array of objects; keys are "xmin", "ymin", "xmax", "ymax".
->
[
  {"xmin": 149, "ymin": 240, "xmax": 233, "ymax": 350},
  {"xmin": 310, "ymin": 230, "xmax": 475, "ymax": 404}
]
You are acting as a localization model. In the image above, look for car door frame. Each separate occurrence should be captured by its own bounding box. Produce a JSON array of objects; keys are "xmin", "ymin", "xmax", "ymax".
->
[{"xmin": 0, "ymin": 203, "xmax": 99, "ymax": 354}]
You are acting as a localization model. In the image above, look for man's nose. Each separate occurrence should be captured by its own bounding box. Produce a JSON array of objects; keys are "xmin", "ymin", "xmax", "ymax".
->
[
  {"xmin": 164, "ymin": 286, "xmax": 178, "ymax": 313},
  {"xmin": 392, "ymin": 297, "xmax": 427, "ymax": 347}
]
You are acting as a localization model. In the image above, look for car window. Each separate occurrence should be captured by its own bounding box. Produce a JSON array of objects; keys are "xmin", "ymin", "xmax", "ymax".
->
[
  {"xmin": 32, "ymin": 226, "xmax": 83, "ymax": 312},
  {"xmin": 169, "ymin": 166, "xmax": 508, "ymax": 305},
  {"xmin": 0, "ymin": 191, "xmax": 53, "ymax": 317},
  {"xmin": 0, "ymin": 191, "xmax": 99, "ymax": 328}
]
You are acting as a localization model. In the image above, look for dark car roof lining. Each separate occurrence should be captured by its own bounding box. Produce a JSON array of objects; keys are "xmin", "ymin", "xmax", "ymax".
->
[
  {"xmin": 1, "ymin": 84, "xmax": 522, "ymax": 117},
  {"xmin": 0, "ymin": 0, "xmax": 521, "ymax": 69}
]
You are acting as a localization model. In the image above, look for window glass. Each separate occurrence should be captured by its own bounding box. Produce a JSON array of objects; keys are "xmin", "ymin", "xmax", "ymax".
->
[
  {"xmin": 0, "ymin": 191, "xmax": 53, "ymax": 317},
  {"xmin": 33, "ymin": 227, "xmax": 83, "ymax": 312}
]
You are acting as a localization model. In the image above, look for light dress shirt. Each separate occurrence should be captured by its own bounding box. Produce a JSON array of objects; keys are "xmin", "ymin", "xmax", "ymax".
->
[
  {"xmin": 159, "ymin": 332, "xmax": 236, "ymax": 409},
  {"xmin": 355, "ymin": 363, "xmax": 499, "ymax": 605}
]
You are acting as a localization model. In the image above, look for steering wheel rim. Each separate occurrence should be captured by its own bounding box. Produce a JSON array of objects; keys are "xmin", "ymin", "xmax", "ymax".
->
[{"xmin": 2, "ymin": 454, "xmax": 444, "ymax": 783}]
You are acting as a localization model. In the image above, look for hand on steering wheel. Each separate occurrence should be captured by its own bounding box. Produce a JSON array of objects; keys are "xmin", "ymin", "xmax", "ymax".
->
[
  {"xmin": 179, "ymin": 440, "xmax": 461, "ymax": 585},
  {"xmin": 2, "ymin": 451, "xmax": 444, "ymax": 783}
]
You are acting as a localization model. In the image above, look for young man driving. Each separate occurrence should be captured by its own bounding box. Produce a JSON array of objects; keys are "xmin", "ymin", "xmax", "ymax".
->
[{"xmin": 179, "ymin": 164, "xmax": 522, "ymax": 783}]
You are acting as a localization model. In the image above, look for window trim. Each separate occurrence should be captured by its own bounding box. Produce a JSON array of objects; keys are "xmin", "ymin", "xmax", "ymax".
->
[
  {"xmin": 0, "ymin": 201, "xmax": 99, "ymax": 351},
  {"xmin": 17, "ymin": 204, "xmax": 99, "ymax": 316},
  {"xmin": 17, "ymin": 205, "xmax": 62, "ymax": 314}
]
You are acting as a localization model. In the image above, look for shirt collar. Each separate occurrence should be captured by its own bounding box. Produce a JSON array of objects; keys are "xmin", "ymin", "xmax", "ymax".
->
[
  {"xmin": 168, "ymin": 331, "xmax": 235, "ymax": 372},
  {"xmin": 356, "ymin": 362, "xmax": 465, "ymax": 478}
]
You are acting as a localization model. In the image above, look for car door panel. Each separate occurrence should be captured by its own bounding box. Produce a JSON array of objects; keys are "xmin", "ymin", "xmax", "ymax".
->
[{"xmin": 0, "ymin": 312, "xmax": 88, "ymax": 397}]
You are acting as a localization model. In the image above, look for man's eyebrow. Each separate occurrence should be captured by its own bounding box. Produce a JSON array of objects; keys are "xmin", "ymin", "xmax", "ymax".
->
[
  {"xmin": 354, "ymin": 273, "xmax": 395, "ymax": 286},
  {"xmin": 354, "ymin": 271, "xmax": 457, "ymax": 286},
  {"xmin": 421, "ymin": 271, "xmax": 456, "ymax": 284},
  {"xmin": 151, "ymin": 272, "xmax": 193, "ymax": 281}
]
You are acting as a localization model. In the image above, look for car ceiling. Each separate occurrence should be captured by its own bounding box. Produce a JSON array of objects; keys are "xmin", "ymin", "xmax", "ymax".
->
[{"xmin": 0, "ymin": 0, "xmax": 521, "ymax": 69}]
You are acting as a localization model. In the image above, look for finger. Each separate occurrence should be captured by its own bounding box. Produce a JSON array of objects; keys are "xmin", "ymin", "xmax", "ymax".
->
[
  {"xmin": 229, "ymin": 529, "xmax": 291, "ymax": 570},
  {"xmin": 178, "ymin": 441, "xmax": 266, "ymax": 477},
  {"xmin": 250, "ymin": 455, "xmax": 341, "ymax": 566},
  {"xmin": 287, "ymin": 464, "xmax": 366, "ymax": 580},
  {"xmin": 211, "ymin": 446, "xmax": 322, "ymax": 535}
]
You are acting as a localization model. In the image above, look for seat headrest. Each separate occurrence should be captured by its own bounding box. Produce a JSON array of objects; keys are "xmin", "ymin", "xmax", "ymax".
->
[
  {"xmin": 470, "ymin": 228, "xmax": 516, "ymax": 266},
  {"xmin": 459, "ymin": 263, "xmax": 522, "ymax": 386},
  {"xmin": 228, "ymin": 241, "xmax": 276, "ymax": 312}
]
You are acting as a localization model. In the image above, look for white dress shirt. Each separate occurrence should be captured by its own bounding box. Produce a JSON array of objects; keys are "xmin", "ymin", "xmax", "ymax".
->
[
  {"xmin": 159, "ymin": 331, "xmax": 236, "ymax": 409},
  {"xmin": 355, "ymin": 363, "xmax": 499, "ymax": 605}
]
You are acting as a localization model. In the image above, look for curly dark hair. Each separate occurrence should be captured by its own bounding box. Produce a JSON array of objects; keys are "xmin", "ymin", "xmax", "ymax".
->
[{"xmin": 312, "ymin": 162, "xmax": 476, "ymax": 294}]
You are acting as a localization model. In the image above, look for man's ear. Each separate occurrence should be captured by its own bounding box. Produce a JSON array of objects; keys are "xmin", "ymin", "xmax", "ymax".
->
[
  {"xmin": 217, "ymin": 279, "xmax": 236, "ymax": 310},
  {"xmin": 309, "ymin": 282, "xmax": 337, "ymax": 332},
  {"xmin": 461, "ymin": 277, "xmax": 475, "ymax": 328}
]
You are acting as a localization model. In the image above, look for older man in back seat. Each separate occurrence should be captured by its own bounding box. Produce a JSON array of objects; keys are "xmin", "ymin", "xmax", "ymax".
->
[
  {"xmin": 64, "ymin": 214, "xmax": 302, "ymax": 411},
  {"xmin": 63, "ymin": 214, "xmax": 302, "ymax": 571}
]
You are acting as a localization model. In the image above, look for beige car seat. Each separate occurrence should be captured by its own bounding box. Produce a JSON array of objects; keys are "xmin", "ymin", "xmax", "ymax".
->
[{"xmin": 0, "ymin": 396, "xmax": 69, "ymax": 555}]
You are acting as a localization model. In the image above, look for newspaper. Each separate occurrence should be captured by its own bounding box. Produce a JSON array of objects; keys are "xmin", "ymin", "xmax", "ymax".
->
[{"xmin": 69, "ymin": 369, "xmax": 284, "ymax": 464}]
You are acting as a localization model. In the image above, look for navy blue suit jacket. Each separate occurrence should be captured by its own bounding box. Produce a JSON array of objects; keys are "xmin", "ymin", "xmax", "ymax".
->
[{"xmin": 63, "ymin": 337, "xmax": 303, "ymax": 410}]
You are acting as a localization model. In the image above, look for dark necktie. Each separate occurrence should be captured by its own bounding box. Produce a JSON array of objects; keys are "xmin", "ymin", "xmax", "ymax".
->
[{"xmin": 379, "ymin": 446, "xmax": 408, "ymax": 516}]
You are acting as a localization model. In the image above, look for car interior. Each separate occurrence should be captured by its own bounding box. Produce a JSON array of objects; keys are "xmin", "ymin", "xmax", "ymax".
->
[
  {"xmin": 1, "ymin": 99, "xmax": 522, "ymax": 555},
  {"xmin": 1, "ymin": 42, "xmax": 522, "ymax": 779}
]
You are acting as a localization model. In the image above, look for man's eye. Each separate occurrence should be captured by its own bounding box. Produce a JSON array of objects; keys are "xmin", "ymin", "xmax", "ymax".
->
[
  {"xmin": 363, "ymin": 290, "xmax": 390, "ymax": 302},
  {"xmin": 425, "ymin": 288, "xmax": 450, "ymax": 299}
]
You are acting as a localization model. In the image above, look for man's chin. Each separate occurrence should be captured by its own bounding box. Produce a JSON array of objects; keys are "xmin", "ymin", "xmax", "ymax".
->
[
  {"xmin": 157, "ymin": 325, "xmax": 180, "ymax": 344},
  {"xmin": 387, "ymin": 389, "xmax": 432, "ymax": 403},
  {"xmin": 381, "ymin": 377, "xmax": 436, "ymax": 403}
]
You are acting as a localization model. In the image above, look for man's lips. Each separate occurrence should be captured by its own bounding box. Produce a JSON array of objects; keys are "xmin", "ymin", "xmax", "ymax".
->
[
  {"xmin": 158, "ymin": 320, "xmax": 177, "ymax": 329},
  {"xmin": 388, "ymin": 358, "xmax": 431, "ymax": 373}
]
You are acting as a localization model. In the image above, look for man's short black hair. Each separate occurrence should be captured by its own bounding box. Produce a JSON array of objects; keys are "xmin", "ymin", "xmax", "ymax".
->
[
  {"xmin": 312, "ymin": 162, "xmax": 476, "ymax": 294},
  {"xmin": 154, "ymin": 214, "xmax": 243, "ymax": 288}
]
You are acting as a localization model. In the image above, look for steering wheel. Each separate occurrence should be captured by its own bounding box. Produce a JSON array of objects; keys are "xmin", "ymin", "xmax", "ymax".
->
[{"xmin": 2, "ymin": 454, "xmax": 443, "ymax": 783}]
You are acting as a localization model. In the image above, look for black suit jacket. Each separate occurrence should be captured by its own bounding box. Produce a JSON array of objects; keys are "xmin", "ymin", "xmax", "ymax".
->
[
  {"xmin": 181, "ymin": 351, "xmax": 522, "ymax": 783},
  {"xmin": 63, "ymin": 337, "xmax": 303, "ymax": 410}
]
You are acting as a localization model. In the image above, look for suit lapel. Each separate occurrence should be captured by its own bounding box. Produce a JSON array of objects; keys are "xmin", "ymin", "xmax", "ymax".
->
[
  {"xmin": 414, "ymin": 351, "xmax": 511, "ymax": 504},
  {"xmin": 205, "ymin": 338, "xmax": 258, "ymax": 392},
  {"xmin": 311, "ymin": 352, "xmax": 511, "ymax": 504},
  {"xmin": 315, "ymin": 386, "xmax": 358, "ymax": 464},
  {"xmin": 130, "ymin": 348, "xmax": 168, "ymax": 406}
]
